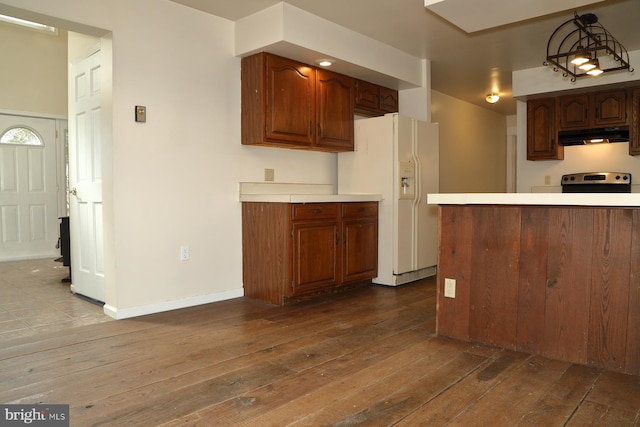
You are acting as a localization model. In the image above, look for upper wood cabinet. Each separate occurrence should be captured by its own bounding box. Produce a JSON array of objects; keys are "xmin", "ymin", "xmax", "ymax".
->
[
  {"xmin": 528, "ymin": 88, "xmax": 634, "ymax": 160},
  {"xmin": 527, "ymin": 98, "xmax": 563, "ymax": 161},
  {"xmin": 594, "ymin": 90, "xmax": 628, "ymax": 126},
  {"xmin": 354, "ymin": 79, "xmax": 399, "ymax": 116},
  {"xmin": 316, "ymin": 69, "xmax": 355, "ymax": 151},
  {"xmin": 241, "ymin": 52, "xmax": 354, "ymax": 152},
  {"xmin": 557, "ymin": 94, "xmax": 590, "ymax": 129},
  {"xmin": 630, "ymin": 88, "xmax": 640, "ymax": 156},
  {"xmin": 557, "ymin": 90, "xmax": 627, "ymax": 130}
]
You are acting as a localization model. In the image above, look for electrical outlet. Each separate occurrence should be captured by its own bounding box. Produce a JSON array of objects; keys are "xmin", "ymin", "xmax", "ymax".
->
[
  {"xmin": 264, "ymin": 168, "xmax": 275, "ymax": 182},
  {"xmin": 180, "ymin": 245, "xmax": 189, "ymax": 261},
  {"xmin": 444, "ymin": 278, "xmax": 456, "ymax": 298}
]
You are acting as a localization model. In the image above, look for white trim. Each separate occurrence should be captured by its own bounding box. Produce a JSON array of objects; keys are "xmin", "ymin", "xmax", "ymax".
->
[
  {"xmin": 428, "ymin": 192, "xmax": 640, "ymax": 207},
  {"xmin": 0, "ymin": 109, "xmax": 67, "ymax": 120},
  {"xmin": 102, "ymin": 288, "xmax": 245, "ymax": 320}
]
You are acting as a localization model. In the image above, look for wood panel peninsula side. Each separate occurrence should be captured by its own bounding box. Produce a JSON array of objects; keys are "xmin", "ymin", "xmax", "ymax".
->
[{"xmin": 427, "ymin": 193, "xmax": 640, "ymax": 376}]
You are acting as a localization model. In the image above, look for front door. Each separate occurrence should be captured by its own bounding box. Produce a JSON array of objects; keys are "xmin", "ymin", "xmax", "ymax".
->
[
  {"xmin": 0, "ymin": 114, "xmax": 59, "ymax": 260},
  {"xmin": 68, "ymin": 49, "xmax": 105, "ymax": 302}
]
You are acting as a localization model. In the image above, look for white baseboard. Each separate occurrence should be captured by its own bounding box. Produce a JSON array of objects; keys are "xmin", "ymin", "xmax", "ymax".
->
[
  {"xmin": 373, "ymin": 265, "xmax": 437, "ymax": 287},
  {"xmin": 103, "ymin": 288, "xmax": 245, "ymax": 320}
]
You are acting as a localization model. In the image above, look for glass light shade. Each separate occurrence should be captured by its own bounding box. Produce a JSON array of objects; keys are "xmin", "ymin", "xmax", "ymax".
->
[
  {"xmin": 586, "ymin": 59, "xmax": 603, "ymax": 76},
  {"xmin": 579, "ymin": 61, "xmax": 596, "ymax": 71},
  {"xmin": 485, "ymin": 93, "xmax": 499, "ymax": 103},
  {"xmin": 571, "ymin": 49, "xmax": 590, "ymax": 65},
  {"xmin": 587, "ymin": 67, "xmax": 603, "ymax": 76}
]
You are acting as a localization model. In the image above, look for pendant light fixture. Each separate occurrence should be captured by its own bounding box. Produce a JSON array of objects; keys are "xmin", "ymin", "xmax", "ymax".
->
[{"xmin": 544, "ymin": 12, "xmax": 633, "ymax": 82}]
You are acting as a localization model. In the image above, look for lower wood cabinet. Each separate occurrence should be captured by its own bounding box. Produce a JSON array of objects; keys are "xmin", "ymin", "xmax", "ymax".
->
[{"xmin": 242, "ymin": 202, "xmax": 378, "ymax": 305}]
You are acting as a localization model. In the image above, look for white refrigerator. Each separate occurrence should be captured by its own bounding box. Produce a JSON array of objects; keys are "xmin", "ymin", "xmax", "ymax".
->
[{"xmin": 338, "ymin": 113, "xmax": 439, "ymax": 286}]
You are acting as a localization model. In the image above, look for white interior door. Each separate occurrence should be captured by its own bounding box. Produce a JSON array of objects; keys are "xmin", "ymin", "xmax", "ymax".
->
[
  {"xmin": 0, "ymin": 115, "xmax": 59, "ymax": 261},
  {"xmin": 69, "ymin": 49, "xmax": 105, "ymax": 302}
]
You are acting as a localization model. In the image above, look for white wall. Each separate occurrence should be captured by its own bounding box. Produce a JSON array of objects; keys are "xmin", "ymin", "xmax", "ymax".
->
[
  {"xmin": 514, "ymin": 54, "xmax": 640, "ymax": 193},
  {"xmin": 432, "ymin": 90, "xmax": 507, "ymax": 193},
  {"xmin": 0, "ymin": 0, "xmax": 337, "ymax": 318},
  {"xmin": 0, "ymin": 23, "xmax": 67, "ymax": 115}
]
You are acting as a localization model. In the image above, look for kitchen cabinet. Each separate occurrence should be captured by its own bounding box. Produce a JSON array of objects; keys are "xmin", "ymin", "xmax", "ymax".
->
[
  {"xmin": 593, "ymin": 90, "xmax": 627, "ymax": 126},
  {"xmin": 341, "ymin": 203, "xmax": 379, "ymax": 283},
  {"xmin": 241, "ymin": 52, "xmax": 354, "ymax": 152},
  {"xmin": 630, "ymin": 88, "xmax": 640, "ymax": 155},
  {"xmin": 354, "ymin": 79, "xmax": 399, "ymax": 116},
  {"xmin": 242, "ymin": 202, "xmax": 378, "ymax": 305},
  {"xmin": 557, "ymin": 94, "xmax": 589, "ymax": 129},
  {"xmin": 527, "ymin": 98, "xmax": 563, "ymax": 160},
  {"xmin": 316, "ymin": 69, "xmax": 355, "ymax": 151},
  {"xmin": 558, "ymin": 90, "xmax": 627, "ymax": 130}
]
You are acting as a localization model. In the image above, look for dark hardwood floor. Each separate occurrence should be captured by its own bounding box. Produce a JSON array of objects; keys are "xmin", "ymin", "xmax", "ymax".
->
[{"xmin": 1, "ymin": 270, "xmax": 640, "ymax": 426}]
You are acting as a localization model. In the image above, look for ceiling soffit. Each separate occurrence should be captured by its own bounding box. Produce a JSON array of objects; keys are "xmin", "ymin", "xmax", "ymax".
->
[{"xmin": 424, "ymin": 0, "xmax": 605, "ymax": 32}]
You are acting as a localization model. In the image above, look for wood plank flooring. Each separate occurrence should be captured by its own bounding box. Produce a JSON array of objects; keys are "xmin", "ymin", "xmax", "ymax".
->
[{"xmin": 1, "ymin": 266, "xmax": 640, "ymax": 426}]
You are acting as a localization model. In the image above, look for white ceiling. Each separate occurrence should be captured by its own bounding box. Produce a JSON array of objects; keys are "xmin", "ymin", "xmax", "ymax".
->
[{"xmin": 170, "ymin": 0, "xmax": 640, "ymax": 115}]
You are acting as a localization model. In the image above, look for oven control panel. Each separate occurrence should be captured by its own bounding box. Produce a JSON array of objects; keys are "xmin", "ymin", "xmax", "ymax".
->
[{"xmin": 561, "ymin": 172, "xmax": 631, "ymax": 184}]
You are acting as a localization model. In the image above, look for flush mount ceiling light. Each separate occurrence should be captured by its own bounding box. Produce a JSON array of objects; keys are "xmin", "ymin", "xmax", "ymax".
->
[
  {"xmin": 315, "ymin": 59, "xmax": 335, "ymax": 67},
  {"xmin": 485, "ymin": 93, "xmax": 500, "ymax": 103},
  {"xmin": 0, "ymin": 13, "xmax": 57, "ymax": 34},
  {"xmin": 544, "ymin": 12, "xmax": 633, "ymax": 82}
]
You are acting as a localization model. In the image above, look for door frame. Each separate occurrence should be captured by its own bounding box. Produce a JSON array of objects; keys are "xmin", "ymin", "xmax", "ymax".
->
[{"xmin": 0, "ymin": 109, "xmax": 68, "ymax": 261}]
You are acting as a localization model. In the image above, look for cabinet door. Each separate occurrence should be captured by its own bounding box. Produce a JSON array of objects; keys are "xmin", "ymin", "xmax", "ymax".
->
[
  {"xmin": 630, "ymin": 89, "xmax": 640, "ymax": 156},
  {"xmin": 527, "ymin": 98, "xmax": 563, "ymax": 160},
  {"xmin": 379, "ymin": 86, "xmax": 399, "ymax": 113},
  {"xmin": 341, "ymin": 203, "xmax": 378, "ymax": 283},
  {"xmin": 342, "ymin": 218, "xmax": 378, "ymax": 283},
  {"xmin": 558, "ymin": 94, "xmax": 590, "ymax": 129},
  {"xmin": 354, "ymin": 80, "xmax": 379, "ymax": 111},
  {"xmin": 316, "ymin": 69, "xmax": 354, "ymax": 150},
  {"xmin": 594, "ymin": 90, "xmax": 627, "ymax": 127},
  {"xmin": 292, "ymin": 220, "xmax": 340, "ymax": 295},
  {"xmin": 264, "ymin": 55, "xmax": 315, "ymax": 146}
]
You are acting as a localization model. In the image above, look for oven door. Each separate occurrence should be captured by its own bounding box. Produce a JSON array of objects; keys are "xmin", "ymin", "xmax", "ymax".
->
[{"xmin": 562, "ymin": 183, "xmax": 631, "ymax": 193}]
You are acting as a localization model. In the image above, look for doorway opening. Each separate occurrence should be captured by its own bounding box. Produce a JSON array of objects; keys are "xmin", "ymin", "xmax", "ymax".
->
[{"xmin": 0, "ymin": 10, "xmax": 113, "ymax": 335}]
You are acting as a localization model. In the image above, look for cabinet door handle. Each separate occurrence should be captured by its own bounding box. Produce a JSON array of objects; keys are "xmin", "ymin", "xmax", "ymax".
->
[{"xmin": 336, "ymin": 231, "xmax": 339, "ymax": 245}]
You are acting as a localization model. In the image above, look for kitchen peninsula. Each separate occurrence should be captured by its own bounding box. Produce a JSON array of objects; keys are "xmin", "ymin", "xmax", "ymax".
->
[{"xmin": 428, "ymin": 193, "xmax": 640, "ymax": 376}]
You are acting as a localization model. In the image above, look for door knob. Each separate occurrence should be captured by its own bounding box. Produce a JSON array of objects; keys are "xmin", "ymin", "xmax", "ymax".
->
[{"xmin": 69, "ymin": 188, "xmax": 77, "ymax": 196}]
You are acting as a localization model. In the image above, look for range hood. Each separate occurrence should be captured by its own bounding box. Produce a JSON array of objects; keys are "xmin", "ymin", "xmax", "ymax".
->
[{"xmin": 558, "ymin": 126, "xmax": 629, "ymax": 146}]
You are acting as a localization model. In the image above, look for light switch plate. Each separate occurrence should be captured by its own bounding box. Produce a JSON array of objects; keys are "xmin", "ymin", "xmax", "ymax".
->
[
  {"xmin": 135, "ymin": 105, "xmax": 146, "ymax": 122},
  {"xmin": 264, "ymin": 168, "xmax": 275, "ymax": 182}
]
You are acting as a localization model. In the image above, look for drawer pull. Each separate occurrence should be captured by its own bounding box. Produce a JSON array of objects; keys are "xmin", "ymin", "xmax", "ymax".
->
[
  {"xmin": 358, "ymin": 207, "xmax": 365, "ymax": 212},
  {"xmin": 311, "ymin": 209, "xmax": 322, "ymax": 214}
]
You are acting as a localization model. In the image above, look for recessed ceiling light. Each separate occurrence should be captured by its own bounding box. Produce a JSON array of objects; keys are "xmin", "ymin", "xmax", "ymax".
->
[{"xmin": 315, "ymin": 59, "xmax": 335, "ymax": 67}]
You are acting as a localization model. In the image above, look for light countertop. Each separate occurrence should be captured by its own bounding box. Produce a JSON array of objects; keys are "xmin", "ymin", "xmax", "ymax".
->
[
  {"xmin": 239, "ymin": 182, "xmax": 383, "ymax": 203},
  {"xmin": 427, "ymin": 193, "xmax": 640, "ymax": 208}
]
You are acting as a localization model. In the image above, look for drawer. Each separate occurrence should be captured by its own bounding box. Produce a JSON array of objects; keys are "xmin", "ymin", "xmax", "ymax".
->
[
  {"xmin": 291, "ymin": 203, "xmax": 338, "ymax": 221},
  {"xmin": 342, "ymin": 202, "xmax": 378, "ymax": 218}
]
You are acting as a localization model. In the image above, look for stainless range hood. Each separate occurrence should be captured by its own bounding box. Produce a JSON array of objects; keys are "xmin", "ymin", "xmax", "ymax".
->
[{"xmin": 558, "ymin": 126, "xmax": 629, "ymax": 146}]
